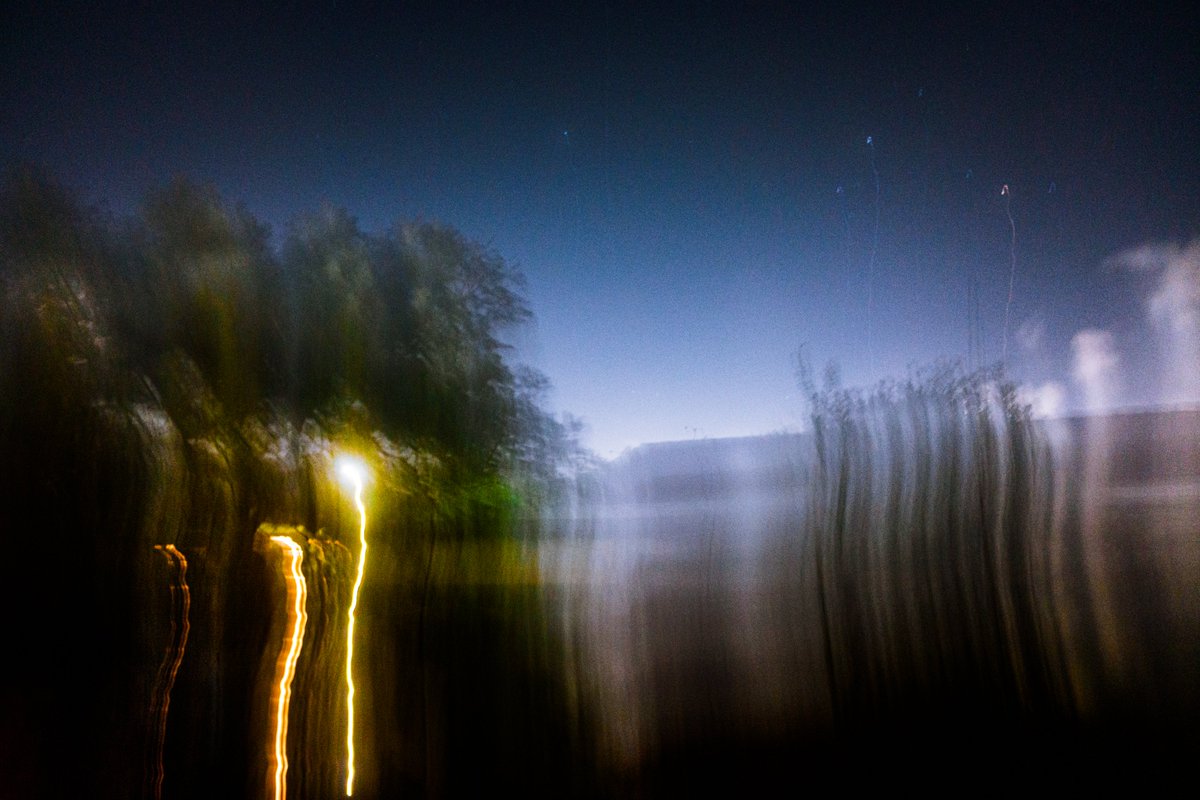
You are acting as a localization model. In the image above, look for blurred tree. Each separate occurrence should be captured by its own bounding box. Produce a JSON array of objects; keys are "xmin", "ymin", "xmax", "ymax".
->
[
  {"xmin": 0, "ymin": 168, "xmax": 583, "ymax": 506},
  {"xmin": 0, "ymin": 169, "xmax": 594, "ymax": 795},
  {"xmin": 383, "ymin": 223, "xmax": 532, "ymax": 472},
  {"xmin": 281, "ymin": 204, "xmax": 376, "ymax": 419},
  {"xmin": 138, "ymin": 179, "xmax": 284, "ymax": 421}
]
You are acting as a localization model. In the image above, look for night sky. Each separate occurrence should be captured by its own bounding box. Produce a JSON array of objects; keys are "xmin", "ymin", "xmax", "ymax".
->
[{"xmin": 4, "ymin": 2, "xmax": 1198, "ymax": 456}]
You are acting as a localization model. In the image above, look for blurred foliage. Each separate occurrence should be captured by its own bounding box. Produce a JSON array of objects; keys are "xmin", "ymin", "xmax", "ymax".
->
[
  {"xmin": 796, "ymin": 356, "xmax": 1075, "ymax": 730},
  {"xmin": 0, "ymin": 166, "xmax": 595, "ymax": 796},
  {"xmin": 0, "ymin": 167, "xmax": 586, "ymax": 486}
]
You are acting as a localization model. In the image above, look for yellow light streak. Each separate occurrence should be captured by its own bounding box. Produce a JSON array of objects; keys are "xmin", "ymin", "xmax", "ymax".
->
[
  {"xmin": 337, "ymin": 456, "xmax": 369, "ymax": 796},
  {"xmin": 269, "ymin": 535, "xmax": 308, "ymax": 800},
  {"xmin": 151, "ymin": 544, "xmax": 190, "ymax": 800}
]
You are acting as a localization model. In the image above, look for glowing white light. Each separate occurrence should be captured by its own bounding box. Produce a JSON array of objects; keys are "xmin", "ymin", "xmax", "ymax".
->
[
  {"xmin": 335, "ymin": 454, "xmax": 370, "ymax": 796},
  {"xmin": 336, "ymin": 455, "xmax": 367, "ymax": 487}
]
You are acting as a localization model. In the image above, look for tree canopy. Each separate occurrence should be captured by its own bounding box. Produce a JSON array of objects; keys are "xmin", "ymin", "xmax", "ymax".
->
[{"xmin": 0, "ymin": 168, "xmax": 580, "ymax": 485}]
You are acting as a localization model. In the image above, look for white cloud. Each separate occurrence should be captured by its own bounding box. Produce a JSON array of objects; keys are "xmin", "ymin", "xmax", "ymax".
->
[
  {"xmin": 1072, "ymin": 329, "xmax": 1120, "ymax": 412},
  {"xmin": 1113, "ymin": 241, "xmax": 1200, "ymax": 405}
]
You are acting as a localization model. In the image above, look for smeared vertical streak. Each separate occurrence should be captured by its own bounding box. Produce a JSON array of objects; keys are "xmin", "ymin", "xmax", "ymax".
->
[
  {"xmin": 836, "ymin": 185, "xmax": 851, "ymax": 273},
  {"xmin": 269, "ymin": 536, "xmax": 308, "ymax": 800},
  {"xmin": 342, "ymin": 465, "xmax": 369, "ymax": 796},
  {"xmin": 867, "ymin": 135, "xmax": 881, "ymax": 376},
  {"xmin": 1002, "ymin": 184, "xmax": 1017, "ymax": 366},
  {"xmin": 151, "ymin": 544, "xmax": 190, "ymax": 800},
  {"xmin": 966, "ymin": 278, "xmax": 976, "ymax": 371},
  {"xmin": 966, "ymin": 275, "xmax": 983, "ymax": 371}
]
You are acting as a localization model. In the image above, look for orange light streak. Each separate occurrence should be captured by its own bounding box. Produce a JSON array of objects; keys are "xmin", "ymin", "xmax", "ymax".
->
[
  {"xmin": 269, "ymin": 535, "xmax": 309, "ymax": 800},
  {"xmin": 151, "ymin": 544, "xmax": 190, "ymax": 800},
  {"xmin": 338, "ymin": 458, "xmax": 369, "ymax": 796}
]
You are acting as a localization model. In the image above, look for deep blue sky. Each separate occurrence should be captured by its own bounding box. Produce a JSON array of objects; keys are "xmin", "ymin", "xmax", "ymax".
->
[{"xmin": 4, "ymin": 2, "xmax": 1198, "ymax": 455}]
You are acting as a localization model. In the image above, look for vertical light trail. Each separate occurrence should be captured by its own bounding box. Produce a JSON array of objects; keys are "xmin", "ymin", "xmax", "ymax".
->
[
  {"xmin": 338, "ymin": 458, "xmax": 369, "ymax": 796},
  {"xmin": 151, "ymin": 544, "xmax": 190, "ymax": 800},
  {"xmin": 269, "ymin": 535, "xmax": 308, "ymax": 800},
  {"xmin": 1001, "ymin": 183, "xmax": 1017, "ymax": 367},
  {"xmin": 867, "ymin": 134, "xmax": 881, "ymax": 377}
]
